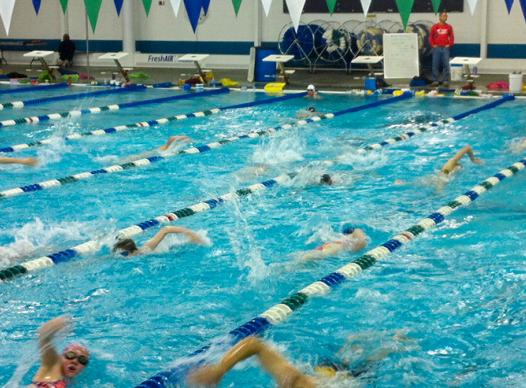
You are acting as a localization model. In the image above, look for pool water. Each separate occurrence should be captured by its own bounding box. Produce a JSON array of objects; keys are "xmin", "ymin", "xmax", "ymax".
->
[{"xmin": 1, "ymin": 87, "xmax": 525, "ymax": 387}]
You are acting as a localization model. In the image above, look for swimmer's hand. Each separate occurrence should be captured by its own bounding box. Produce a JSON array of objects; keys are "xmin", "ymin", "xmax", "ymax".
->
[
  {"xmin": 472, "ymin": 157, "xmax": 483, "ymax": 165},
  {"xmin": 39, "ymin": 316, "xmax": 71, "ymax": 340},
  {"xmin": 188, "ymin": 364, "xmax": 224, "ymax": 386}
]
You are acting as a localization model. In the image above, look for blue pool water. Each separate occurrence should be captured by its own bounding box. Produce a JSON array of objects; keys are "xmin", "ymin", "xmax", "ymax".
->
[{"xmin": 1, "ymin": 87, "xmax": 525, "ymax": 387}]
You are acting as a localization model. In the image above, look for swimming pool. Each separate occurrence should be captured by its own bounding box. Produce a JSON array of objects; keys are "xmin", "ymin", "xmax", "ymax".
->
[{"xmin": 1, "ymin": 87, "xmax": 525, "ymax": 387}]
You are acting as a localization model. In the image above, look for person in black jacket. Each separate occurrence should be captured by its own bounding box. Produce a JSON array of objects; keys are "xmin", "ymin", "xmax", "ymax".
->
[{"xmin": 57, "ymin": 34, "xmax": 75, "ymax": 68}]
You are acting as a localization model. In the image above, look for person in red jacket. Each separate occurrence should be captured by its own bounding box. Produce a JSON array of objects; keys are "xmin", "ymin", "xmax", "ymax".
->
[{"xmin": 429, "ymin": 12, "xmax": 455, "ymax": 87}]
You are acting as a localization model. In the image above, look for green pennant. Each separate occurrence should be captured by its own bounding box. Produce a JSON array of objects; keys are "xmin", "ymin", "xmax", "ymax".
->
[
  {"xmin": 395, "ymin": 0, "xmax": 415, "ymax": 29},
  {"xmin": 431, "ymin": 0, "xmax": 442, "ymax": 13},
  {"xmin": 142, "ymin": 0, "xmax": 153, "ymax": 16},
  {"xmin": 232, "ymin": 0, "xmax": 243, "ymax": 16},
  {"xmin": 326, "ymin": 0, "xmax": 338, "ymax": 14},
  {"xmin": 84, "ymin": 0, "xmax": 103, "ymax": 32},
  {"xmin": 59, "ymin": 0, "xmax": 69, "ymax": 13}
]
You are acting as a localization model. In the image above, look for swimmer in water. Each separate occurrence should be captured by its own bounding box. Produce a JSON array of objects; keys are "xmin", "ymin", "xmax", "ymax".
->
[
  {"xmin": 31, "ymin": 316, "xmax": 89, "ymax": 388},
  {"xmin": 188, "ymin": 331, "xmax": 413, "ymax": 387},
  {"xmin": 0, "ymin": 156, "xmax": 38, "ymax": 166},
  {"xmin": 510, "ymin": 137, "xmax": 526, "ymax": 153},
  {"xmin": 440, "ymin": 145, "xmax": 483, "ymax": 176},
  {"xmin": 113, "ymin": 226, "xmax": 207, "ymax": 257},
  {"xmin": 306, "ymin": 84, "xmax": 321, "ymax": 99},
  {"xmin": 297, "ymin": 106, "xmax": 321, "ymax": 119},
  {"xmin": 299, "ymin": 223, "xmax": 368, "ymax": 261},
  {"xmin": 116, "ymin": 135, "xmax": 191, "ymax": 164}
]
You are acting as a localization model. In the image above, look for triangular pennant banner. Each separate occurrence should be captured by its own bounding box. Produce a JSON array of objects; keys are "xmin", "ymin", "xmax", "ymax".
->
[
  {"xmin": 285, "ymin": 0, "xmax": 306, "ymax": 32},
  {"xmin": 183, "ymin": 0, "xmax": 202, "ymax": 33},
  {"xmin": 395, "ymin": 0, "xmax": 415, "ymax": 29},
  {"xmin": 466, "ymin": 0, "xmax": 479, "ymax": 15},
  {"xmin": 232, "ymin": 0, "xmax": 243, "ymax": 15},
  {"xmin": 32, "ymin": 0, "xmax": 42, "ymax": 15},
  {"xmin": 261, "ymin": 0, "xmax": 273, "ymax": 16},
  {"xmin": 142, "ymin": 0, "xmax": 153, "ymax": 16},
  {"xmin": 202, "ymin": 0, "xmax": 210, "ymax": 14},
  {"xmin": 520, "ymin": 0, "xmax": 526, "ymax": 22},
  {"xmin": 114, "ymin": 0, "xmax": 124, "ymax": 16},
  {"xmin": 360, "ymin": 0, "xmax": 372, "ymax": 17},
  {"xmin": 60, "ymin": 0, "xmax": 69, "ymax": 14},
  {"xmin": 505, "ymin": 0, "xmax": 514, "ymax": 13},
  {"xmin": 431, "ymin": 0, "xmax": 442, "ymax": 13},
  {"xmin": 170, "ymin": 0, "xmax": 182, "ymax": 17},
  {"xmin": 326, "ymin": 0, "xmax": 337, "ymax": 14},
  {"xmin": 84, "ymin": 0, "xmax": 103, "ymax": 33},
  {"xmin": 0, "ymin": 0, "xmax": 16, "ymax": 35}
]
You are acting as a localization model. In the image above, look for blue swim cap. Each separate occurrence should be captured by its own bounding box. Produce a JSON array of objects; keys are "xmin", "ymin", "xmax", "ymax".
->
[{"xmin": 342, "ymin": 224, "xmax": 355, "ymax": 235}]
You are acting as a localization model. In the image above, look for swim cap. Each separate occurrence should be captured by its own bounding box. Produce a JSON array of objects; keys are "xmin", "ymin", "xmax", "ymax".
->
[
  {"xmin": 308, "ymin": 106, "xmax": 316, "ymax": 112},
  {"xmin": 64, "ymin": 343, "xmax": 89, "ymax": 356},
  {"xmin": 342, "ymin": 224, "xmax": 355, "ymax": 235},
  {"xmin": 307, "ymin": 84, "xmax": 316, "ymax": 91}
]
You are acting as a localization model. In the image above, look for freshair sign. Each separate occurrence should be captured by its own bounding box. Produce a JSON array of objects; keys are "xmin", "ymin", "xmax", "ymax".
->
[{"xmin": 135, "ymin": 53, "xmax": 178, "ymax": 66}]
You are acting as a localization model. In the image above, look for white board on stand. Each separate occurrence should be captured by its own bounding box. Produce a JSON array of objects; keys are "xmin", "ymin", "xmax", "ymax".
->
[{"xmin": 383, "ymin": 33, "xmax": 419, "ymax": 79}]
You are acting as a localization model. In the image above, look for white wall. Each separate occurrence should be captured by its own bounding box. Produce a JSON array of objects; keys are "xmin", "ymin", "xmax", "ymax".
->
[{"xmin": 1, "ymin": 0, "xmax": 525, "ymax": 72}]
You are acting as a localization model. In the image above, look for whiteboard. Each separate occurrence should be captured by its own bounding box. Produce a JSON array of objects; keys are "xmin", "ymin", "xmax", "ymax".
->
[{"xmin": 383, "ymin": 33, "xmax": 419, "ymax": 79}]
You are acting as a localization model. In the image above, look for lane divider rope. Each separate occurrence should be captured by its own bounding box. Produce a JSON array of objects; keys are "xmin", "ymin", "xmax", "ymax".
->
[
  {"xmin": 135, "ymin": 156, "xmax": 526, "ymax": 387},
  {"xmin": 0, "ymin": 82, "xmax": 67, "ymax": 96},
  {"xmin": 0, "ymin": 93, "xmax": 412, "ymax": 200},
  {"xmin": 0, "ymin": 84, "xmax": 146, "ymax": 110},
  {"xmin": 0, "ymin": 92, "xmax": 307, "ymax": 154},
  {"xmin": 0, "ymin": 87, "xmax": 229, "ymax": 129}
]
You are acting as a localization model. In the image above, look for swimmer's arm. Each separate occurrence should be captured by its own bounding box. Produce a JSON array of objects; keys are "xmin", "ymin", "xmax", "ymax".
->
[
  {"xmin": 158, "ymin": 135, "xmax": 191, "ymax": 151},
  {"xmin": 144, "ymin": 226, "xmax": 206, "ymax": 251},
  {"xmin": 349, "ymin": 229, "xmax": 368, "ymax": 252},
  {"xmin": 0, "ymin": 157, "xmax": 38, "ymax": 166},
  {"xmin": 442, "ymin": 145, "xmax": 481, "ymax": 173},
  {"xmin": 188, "ymin": 337, "xmax": 314, "ymax": 388},
  {"xmin": 38, "ymin": 316, "xmax": 69, "ymax": 369}
]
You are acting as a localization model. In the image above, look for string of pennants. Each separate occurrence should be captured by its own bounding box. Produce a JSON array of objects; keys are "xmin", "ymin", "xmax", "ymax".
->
[{"xmin": 1, "ymin": 0, "xmax": 526, "ymax": 35}]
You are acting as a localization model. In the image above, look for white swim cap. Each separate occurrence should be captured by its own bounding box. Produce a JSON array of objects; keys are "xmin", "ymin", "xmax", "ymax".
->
[{"xmin": 307, "ymin": 84, "xmax": 316, "ymax": 91}]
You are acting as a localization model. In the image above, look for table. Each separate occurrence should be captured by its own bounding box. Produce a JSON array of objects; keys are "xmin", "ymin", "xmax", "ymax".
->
[
  {"xmin": 99, "ymin": 52, "xmax": 131, "ymax": 83},
  {"xmin": 0, "ymin": 40, "xmax": 46, "ymax": 65},
  {"xmin": 263, "ymin": 54, "xmax": 295, "ymax": 84},
  {"xmin": 23, "ymin": 50, "xmax": 56, "ymax": 80},
  {"xmin": 177, "ymin": 54, "xmax": 210, "ymax": 84},
  {"xmin": 450, "ymin": 57, "xmax": 482, "ymax": 80}
]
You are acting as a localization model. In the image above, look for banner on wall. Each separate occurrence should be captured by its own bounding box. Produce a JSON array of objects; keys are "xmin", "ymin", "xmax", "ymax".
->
[
  {"xmin": 466, "ymin": 0, "xmax": 479, "ymax": 15},
  {"xmin": 0, "ymin": 0, "xmax": 16, "ymax": 35},
  {"xmin": 170, "ymin": 0, "xmax": 182, "ymax": 17},
  {"xmin": 285, "ymin": 0, "xmax": 306, "ymax": 32},
  {"xmin": 261, "ymin": 0, "xmax": 273, "ymax": 16},
  {"xmin": 360, "ymin": 0, "xmax": 372, "ymax": 17},
  {"xmin": 142, "ymin": 0, "xmax": 153, "ymax": 16},
  {"xmin": 202, "ymin": 0, "xmax": 210, "ymax": 14},
  {"xmin": 326, "ymin": 0, "xmax": 337, "ymax": 14},
  {"xmin": 395, "ymin": 0, "xmax": 415, "ymax": 29},
  {"xmin": 183, "ymin": 0, "xmax": 202, "ymax": 32},
  {"xmin": 114, "ymin": 0, "xmax": 124, "ymax": 16},
  {"xmin": 504, "ymin": 0, "xmax": 514, "ymax": 13},
  {"xmin": 84, "ymin": 0, "xmax": 103, "ymax": 32},
  {"xmin": 60, "ymin": 0, "xmax": 69, "ymax": 14},
  {"xmin": 232, "ymin": 0, "xmax": 243, "ymax": 15},
  {"xmin": 431, "ymin": 0, "xmax": 442, "ymax": 13},
  {"xmin": 32, "ymin": 0, "xmax": 42, "ymax": 15},
  {"xmin": 520, "ymin": 0, "xmax": 526, "ymax": 22}
]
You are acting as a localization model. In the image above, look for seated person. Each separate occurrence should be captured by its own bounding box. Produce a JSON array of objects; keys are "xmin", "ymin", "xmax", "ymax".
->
[
  {"xmin": 113, "ymin": 226, "xmax": 207, "ymax": 257},
  {"xmin": 440, "ymin": 145, "xmax": 483, "ymax": 177},
  {"xmin": 0, "ymin": 156, "xmax": 38, "ymax": 167},
  {"xmin": 57, "ymin": 34, "xmax": 75, "ymax": 68},
  {"xmin": 32, "ymin": 316, "xmax": 89, "ymax": 387},
  {"xmin": 299, "ymin": 224, "xmax": 368, "ymax": 261}
]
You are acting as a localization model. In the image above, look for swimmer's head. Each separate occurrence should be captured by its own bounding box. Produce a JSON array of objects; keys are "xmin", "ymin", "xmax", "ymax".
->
[
  {"xmin": 314, "ymin": 358, "xmax": 343, "ymax": 378},
  {"xmin": 307, "ymin": 106, "xmax": 316, "ymax": 112},
  {"xmin": 342, "ymin": 224, "xmax": 356, "ymax": 235},
  {"xmin": 320, "ymin": 174, "xmax": 333, "ymax": 185},
  {"xmin": 62, "ymin": 343, "xmax": 89, "ymax": 378},
  {"xmin": 113, "ymin": 238, "xmax": 138, "ymax": 256},
  {"xmin": 307, "ymin": 84, "xmax": 317, "ymax": 96}
]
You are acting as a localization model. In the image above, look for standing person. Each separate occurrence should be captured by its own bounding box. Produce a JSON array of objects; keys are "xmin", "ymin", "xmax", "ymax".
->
[
  {"xmin": 57, "ymin": 34, "xmax": 75, "ymax": 68},
  {"xmin": 429, "ymin": 12, "xmax": 454, "ymax": 87}
]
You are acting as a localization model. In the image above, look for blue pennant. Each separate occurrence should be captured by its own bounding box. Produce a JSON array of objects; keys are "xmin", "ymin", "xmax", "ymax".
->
[
  {"xmin": 114, "ymin": 0, "xmax": 124, "ymax": 16},
  {"xmin": 32, "ymin": 0, "xmax": 42, "ymax": 14},
  {"xmin": 505, "ymin": 0, "xmax": 514, "ymax": 13},
  {"xmin": 183, "ymin": 0, "xmax": 203, "ymax": 33},
  {"xmin": 520, "ymin": 0, "xmax": 526, "ymax": 22},
  {"xmin": 202, "ymin": 0, "xmax": 211, "ymax": 14}
]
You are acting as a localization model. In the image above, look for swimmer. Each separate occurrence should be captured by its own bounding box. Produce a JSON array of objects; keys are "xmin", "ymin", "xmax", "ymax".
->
[
  {"xmin": 299, "ymin": 224, "xmax": 368, "ymax": 261},
  {"xmin": 306, "ymin": 84, "xmax": 321, "ymax": 99},
  {"xmin": 32, "ymin": 316, "xmax": 89, "ymax": 388},
  {"xmin": 0, "ymin": 156, "xmax": 38, "ymax": 167},
  {"xmin": 158, "ymin": 135, "xmax": 192, "ymax": 152},
  {"xmin": 319, "ymin": 173, "xmax": 333, "ymax": 185},
  {"xmin": 510, "ymin": 137, "xmax": 526, "ymax": 153},
  {"xmin": 440, "ymin": 145, "xmax": 483, "ymax": 177},
  {"xmin": 188, "ymin": 332, "xmax": 412, "ymax": 387},
  {"xmin": 297, "ymin": 106, "xmax": 321, "ymax": 119},
  {"xmin": 117, "ymin": 135, "xmax": 191, "ymax": 163},
  {"xmin": 113, "ymin": 226, "xmax": 207, "ymax": 257}
]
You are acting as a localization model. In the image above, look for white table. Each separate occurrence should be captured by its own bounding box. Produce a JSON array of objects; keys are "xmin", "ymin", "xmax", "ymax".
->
[
  {"xmin": 99, "ymin": 52, "xmax": 131, "ymax": 82},
  {"xmin": 178, "ymin": 54, "xmax": 210, "ymax": 84},
  {"xmin": 450, "ymin": 57, "xmax": 482, "ymax": 80},
  {"xmin": 351, "ymin": 56, "xmax": 384, "ymax": 64},
  {"xmin": 263, "ymin": 54, "xmax": 295, "ymax": 83},
  {"xmin": 24, "ymin": 50, "xmax": 56, "ymax": 80}
]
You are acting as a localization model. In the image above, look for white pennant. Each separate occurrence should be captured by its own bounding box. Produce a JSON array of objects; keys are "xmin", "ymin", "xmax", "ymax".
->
[
  {"xmin": 0, "ymin": 0, "xmax": 16, "ymax": 35},
  {"xmin": 169, "ymin": 0, "xmax": 182, "ymax": 17},
  {"xmin": 466, "ymin": 0, "xmax": 479, "ymax": 15},
  {"xmin": 285, "ymin": 0, "xmax": 306, "ymax": 32},
  {"xmin": 360, "ymin": 0, "xmax": 372, "ymax": 18},
  {"xmin": 261, "ymin": 0, "xmax": 273, "ymax": 16}
]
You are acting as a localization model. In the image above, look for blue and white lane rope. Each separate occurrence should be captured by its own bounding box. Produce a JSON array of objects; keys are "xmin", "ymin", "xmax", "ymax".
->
[
  {"xmin": 0, "ymin": 173, "xmax": 296, "ymax": 282},
  {"xmin": 135, "ymin": 157, "xmax": 526, "ymax": 388},
  {"xmin": 0, "ymin": 92, "xmax": 307, "ymax": 153},
  {"xmin": 0, "ymin": 84, "xmax": 146, "ymax": 110},
  {"xmin": 0, "ymin": 82, "xmax": 68, "ymax": 96},
  {"xmin": 0, "ymin": 87, "xmax": 229, "ymax": 129},
  {"xmin": 0, "ymin": 93, "xmax": 411, "ymax": 200}
]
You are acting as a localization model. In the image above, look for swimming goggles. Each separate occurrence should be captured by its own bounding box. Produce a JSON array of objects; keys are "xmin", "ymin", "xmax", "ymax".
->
[{"xmin": 64, "ymin": 351, "xmax": 89, "ymax": 366}]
